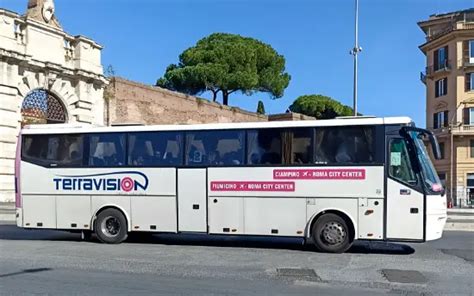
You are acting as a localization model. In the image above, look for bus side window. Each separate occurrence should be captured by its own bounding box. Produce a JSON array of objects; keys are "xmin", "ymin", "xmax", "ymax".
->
[
  {"xmin": 22, "ymin": 135, "xmax": 49, "ymax": 164},
  {"xmin": 247, "ymin": 129, "xmax": 283, "ymax": 165},
  {"xmin": 128, "ymin": 135, "xmax": 153, "ymax": 166},
  {"xmin": 88, "ymin": 133, "xmax": 125, "ymax": 167},
  {"xmin": 314, "ymin": 126, "xmax": 374, "ymax": 165},
  {"xmin": 185, "ymin": 133, "xmax": 206, "ymax": 165},
  {"xmin": 22, "ymin": 134, "xmax": 83, "ymax": 167},
  {"xmin": 162, "ymin": 133, "xmax": 182, "ymax": 165},
  {"xmin": 128, "ymin": 132, "xmax": 183, "ymax": 166},
  {"xmin": 314, "ymin": 129, "xmax": 336, "ymax": 164},
  {"xmin": 186, "ymin": 130, "xmax": 244, "ymax": 166},
  {"xmin": 216, "ymin": 131, "xmax": 244, "ymax": 165},
  {"xmin": 389, "ymin": 139, "xmax": 417, "ymax": 185},
  {"xmin": 288, "ymin": 128, "xmax": 313, "ymax": 164}
]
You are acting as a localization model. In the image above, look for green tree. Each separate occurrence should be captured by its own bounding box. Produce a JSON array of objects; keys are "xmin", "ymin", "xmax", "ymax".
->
[
  {"xmin": 289, "ymin": 95, "xmax": 354, "ymax": 119},
  {"xmin": 256, "ymin": 100, "xmax": 266, "ymax": 114},
  {"xmin": 156, "ymin": 33, "xmax": 291, "ymax": 105}
]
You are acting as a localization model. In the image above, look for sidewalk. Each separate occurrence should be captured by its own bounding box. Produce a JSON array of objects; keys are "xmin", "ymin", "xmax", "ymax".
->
[
  {"xmin": 0, "ymin": 202, "xmax": 473, "ymax": 231},
  {"xmin": 0, "ymin": 202, "xmax": 15, "ymax": 222},
  {"xmin": 445, "ymin": 208, "xmax": 474, "ymax": 231}
]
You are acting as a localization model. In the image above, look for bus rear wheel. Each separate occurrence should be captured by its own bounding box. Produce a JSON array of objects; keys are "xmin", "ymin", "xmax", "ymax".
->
[
  {"xmin": 95, "ymin": 208, "xmax": 128, "ymax": 244},
  {"xmin": 312, "ymin": 213, "xmax": 352, "ymax": 253}
]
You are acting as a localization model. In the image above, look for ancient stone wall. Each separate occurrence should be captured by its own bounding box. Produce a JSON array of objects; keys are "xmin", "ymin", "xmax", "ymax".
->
[{"xmin": 106, "ymin": 77, "xmax": 268, "ymax": 125}]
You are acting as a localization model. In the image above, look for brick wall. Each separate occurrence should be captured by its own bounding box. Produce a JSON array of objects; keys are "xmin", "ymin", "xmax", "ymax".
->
[{"xmin": 105, "ymin": 77, "xmax": 269, "ymax": 125}]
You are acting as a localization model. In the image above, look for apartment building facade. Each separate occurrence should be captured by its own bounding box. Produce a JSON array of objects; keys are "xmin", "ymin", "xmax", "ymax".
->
[{"xmin": 419, "ymin": 9, "xmax": 474, "ymax": 206}]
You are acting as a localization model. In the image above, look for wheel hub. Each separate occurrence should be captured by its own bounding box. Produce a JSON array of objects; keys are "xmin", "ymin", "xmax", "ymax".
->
[
  {"xmin": 321, "ymin": 221, "xmax": 346, "ymax": 245},
  {"xmin": 101, "ymin": 216, "xmax": 121, "ymax": 238}
]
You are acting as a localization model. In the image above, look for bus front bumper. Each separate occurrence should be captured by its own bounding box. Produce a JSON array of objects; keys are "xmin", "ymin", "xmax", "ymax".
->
[
  {"xmin": 425, "ymin": 195, "xmax": 447, "ymax": 241},
  {"xmin": 16, "ymin": 208, "xmax": 22, "ymax": 227}
]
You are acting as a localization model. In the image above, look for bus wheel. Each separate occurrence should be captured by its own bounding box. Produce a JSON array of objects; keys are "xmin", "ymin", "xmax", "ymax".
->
[
  {"xmin": 312, "ymin": 213, "xmax": 352, "ymax": 253},
  {"xmin": 95, "ymin": 208, "xmax": 128, "ymax": 244}
]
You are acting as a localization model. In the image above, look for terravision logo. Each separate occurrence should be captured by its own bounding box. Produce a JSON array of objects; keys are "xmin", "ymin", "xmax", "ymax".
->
[{"xmin": 53, "ymin": 171, "xmax": 149, "ymax": 192}]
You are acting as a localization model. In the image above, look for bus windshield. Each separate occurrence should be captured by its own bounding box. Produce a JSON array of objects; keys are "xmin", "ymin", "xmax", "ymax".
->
[{"xmin": 409, "ymin": 130, "xmax": 443, "ymax": 194}]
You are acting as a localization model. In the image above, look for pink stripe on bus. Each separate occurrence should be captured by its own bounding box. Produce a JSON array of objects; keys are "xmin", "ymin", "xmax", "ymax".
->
[
  {"xmin": 210, "ymin": 181, "xmax": 295, "ymax": 192},
  {"xmin": 15, "ymin": 130, "xmax": 22, "ymax": 208},
  {"xmin": 273, "ymin": 169, "xmax": 366, "ymax": 180}
]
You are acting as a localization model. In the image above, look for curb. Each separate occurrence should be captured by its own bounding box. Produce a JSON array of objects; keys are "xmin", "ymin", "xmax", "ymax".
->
[
  {"xmin": 444, "ymin": 222, "xmax": 474, "ymax": 232},
  {"xmin": 447, "ymin": 209, "xmax": 474, "ymax": 214},
  {"xmin": 0, "ymin": 214, "xmax": 15, "ymax": 221}
]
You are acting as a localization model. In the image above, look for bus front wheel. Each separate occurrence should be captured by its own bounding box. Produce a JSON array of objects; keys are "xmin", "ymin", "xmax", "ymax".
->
[
  {"xmin": 95, "ymin": 208, "xmax": 128, "ymax": 244},
  {"xmin": 312, "ymin": 213, "xmax": 353, "ymax": 253}
]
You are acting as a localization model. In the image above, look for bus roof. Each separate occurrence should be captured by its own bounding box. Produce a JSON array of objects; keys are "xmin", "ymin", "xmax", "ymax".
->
[{"xmin": 21, "ymin": 116, "xmax": 413, "ymax": 135}]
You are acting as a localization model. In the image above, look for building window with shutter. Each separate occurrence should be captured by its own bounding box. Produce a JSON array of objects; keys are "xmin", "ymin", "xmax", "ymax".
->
[
  {"xmin": 435, "ymin": 77, "xmax": 447, "ymax": 97},
  {"xmin": 466, "ymin": 73, "xmax": 474, "ymax": 92},
  {"xmin": 470, "ymin": 40, "xmax": 474, "ymax": 64},
  {"xmin": 463, "ymin": 108, "xmax": 474, "ymax": 125},
  {"xmin": 434, "ymin": 46, "xmax": 448, "ymax": 71},
  {"xmin": 470, "ymin": 140, "xmax": 474, "ymax": 158},
  {"xmin": 439, "ymin": 142, "xmax": 445, "ymax": 159},
  {"xmin": 433, "ymin": 111, "xmax": 449, "ymax": 129}
]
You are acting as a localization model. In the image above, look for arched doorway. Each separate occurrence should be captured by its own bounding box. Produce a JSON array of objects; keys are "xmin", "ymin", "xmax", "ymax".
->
[{"xmin": 21, "ymin": 89, "xmax": 67, "ymax": 127}]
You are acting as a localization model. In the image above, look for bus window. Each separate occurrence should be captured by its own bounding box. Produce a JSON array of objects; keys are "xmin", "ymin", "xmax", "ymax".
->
[
  {"xmin": 88, "ymin": 133, "xmax": 125, "ymax": 167},
  {"xmin": 22, "ymin": 134, "xmax": 83, "ymax": 167},
  {"xmin": 247, "ymin": 129, "xmax": 283, "ymax": 165},
  {"xmin": 389, "ymin": 138, "xmax": 417, "ymax": 185},
  {"xmin": 128, "ymin": 132, "xmax": 182, "ymax": 166},
  {"xmin": 314, "ymin": 126, "xmax": 374, "ymax": 164},
  {"xmin": 289, "ymin": 128, "xmax": 313, "ymax": 164},
  {"xmin": 185, "ymin": 130, "xmax": 244, "ymax": 166}
]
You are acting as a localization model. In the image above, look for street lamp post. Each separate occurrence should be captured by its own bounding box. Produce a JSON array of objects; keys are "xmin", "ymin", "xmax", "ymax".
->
[{"xmin": 350, "ymin": 0, "xmax": 362, "ymax": 116}]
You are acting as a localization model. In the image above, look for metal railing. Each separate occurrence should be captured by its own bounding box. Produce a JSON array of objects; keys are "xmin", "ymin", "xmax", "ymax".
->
[
  {"xmin": 420, "ymin": 72, "xmax": 426, "ymax": 84},
  {"xmin": 425, "ymin": 60, "xmax": 451, "ymax": 77},
  {"xmin": 428, "ymin": 124, "xmax": 474, "ymax": 134},
  {"xmin": 450, "ymin": 124, "xmax": 474, "ymax": 132},
  {"xmin": 425, "ymin": 13, "xmax": 474, "ymax": 42},
  {"xmin": 446, "ymin": 190, "xmax": 474, "ymax": 208},
  {"xmin": 427, "ymin": 25, "xmax": 454, "ymax": 42},
  {"xmin": 459, "ymin": 22, "xmax": 474, "ymax": 30},
  {"xmin": 458, "ymin": 57, "xmax": 474, "ymax": 69}
]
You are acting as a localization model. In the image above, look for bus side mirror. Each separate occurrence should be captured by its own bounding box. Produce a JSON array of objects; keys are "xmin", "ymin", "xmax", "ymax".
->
[
  {"xmin": 402, "ymin": 126, "xmax": 442, "ymax": 160},
  {"xmin": 428, "ymin": 133, "xmax": 442, "ymax": 160}
]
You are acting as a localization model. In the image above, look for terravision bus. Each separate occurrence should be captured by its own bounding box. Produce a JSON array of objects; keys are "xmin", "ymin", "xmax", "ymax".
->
[{"xmin": 15, "ymin": 117, "xmax": 447, "ymax": 253}]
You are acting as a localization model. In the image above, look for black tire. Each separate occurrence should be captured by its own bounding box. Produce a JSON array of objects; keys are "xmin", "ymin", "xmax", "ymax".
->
[
  {"xmin": 95, "ymin": 208, "xmax": 128, "ymax": 244},
  {"xmin": 312, "ymin": 213, "xmax": 353, "ymax": 253}
]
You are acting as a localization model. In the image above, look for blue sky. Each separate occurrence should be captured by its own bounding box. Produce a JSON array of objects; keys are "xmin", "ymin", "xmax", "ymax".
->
[{"xmin": 2, "ymin": 0, "xmax": 474, "ymax": 126}]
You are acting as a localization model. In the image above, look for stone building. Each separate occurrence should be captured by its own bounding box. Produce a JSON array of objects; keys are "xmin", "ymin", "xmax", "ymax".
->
[
  {"xmin": 419, "ymin": 9, "xmax": 474, "ymax": 206},
  {"xmin": 0, "ymin": 0, "xmax": 107, "ymax": 202},
  {"xmin": 0, "ymin": 1, "xmax": 314, "ymax": 203}
]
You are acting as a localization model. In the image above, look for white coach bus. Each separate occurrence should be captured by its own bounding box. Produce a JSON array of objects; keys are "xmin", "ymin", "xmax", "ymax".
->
[{"xmin": 15, "ymin": 117, "xmax": 447, "ymax": 253}]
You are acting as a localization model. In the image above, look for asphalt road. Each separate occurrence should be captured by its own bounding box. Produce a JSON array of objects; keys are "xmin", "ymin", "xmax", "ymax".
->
[{"xmin": 0, "ymin": 224, "xmax": 472, "ymax": 295}]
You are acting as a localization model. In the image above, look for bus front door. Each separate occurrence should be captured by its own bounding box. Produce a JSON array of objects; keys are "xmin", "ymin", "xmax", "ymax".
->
[
  {"xmin": 177, "ymin": 168, "xmax": 207, "ymax": 232},
  {"xmin": 386, "ymin": 137, "xmax": 424, "ymax": 241}
]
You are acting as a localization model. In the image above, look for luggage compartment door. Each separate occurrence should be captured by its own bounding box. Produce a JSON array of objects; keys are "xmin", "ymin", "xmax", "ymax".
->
[{"xmin": 177, "ymin": 168, "xmax": 207, "ymax": 232}]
